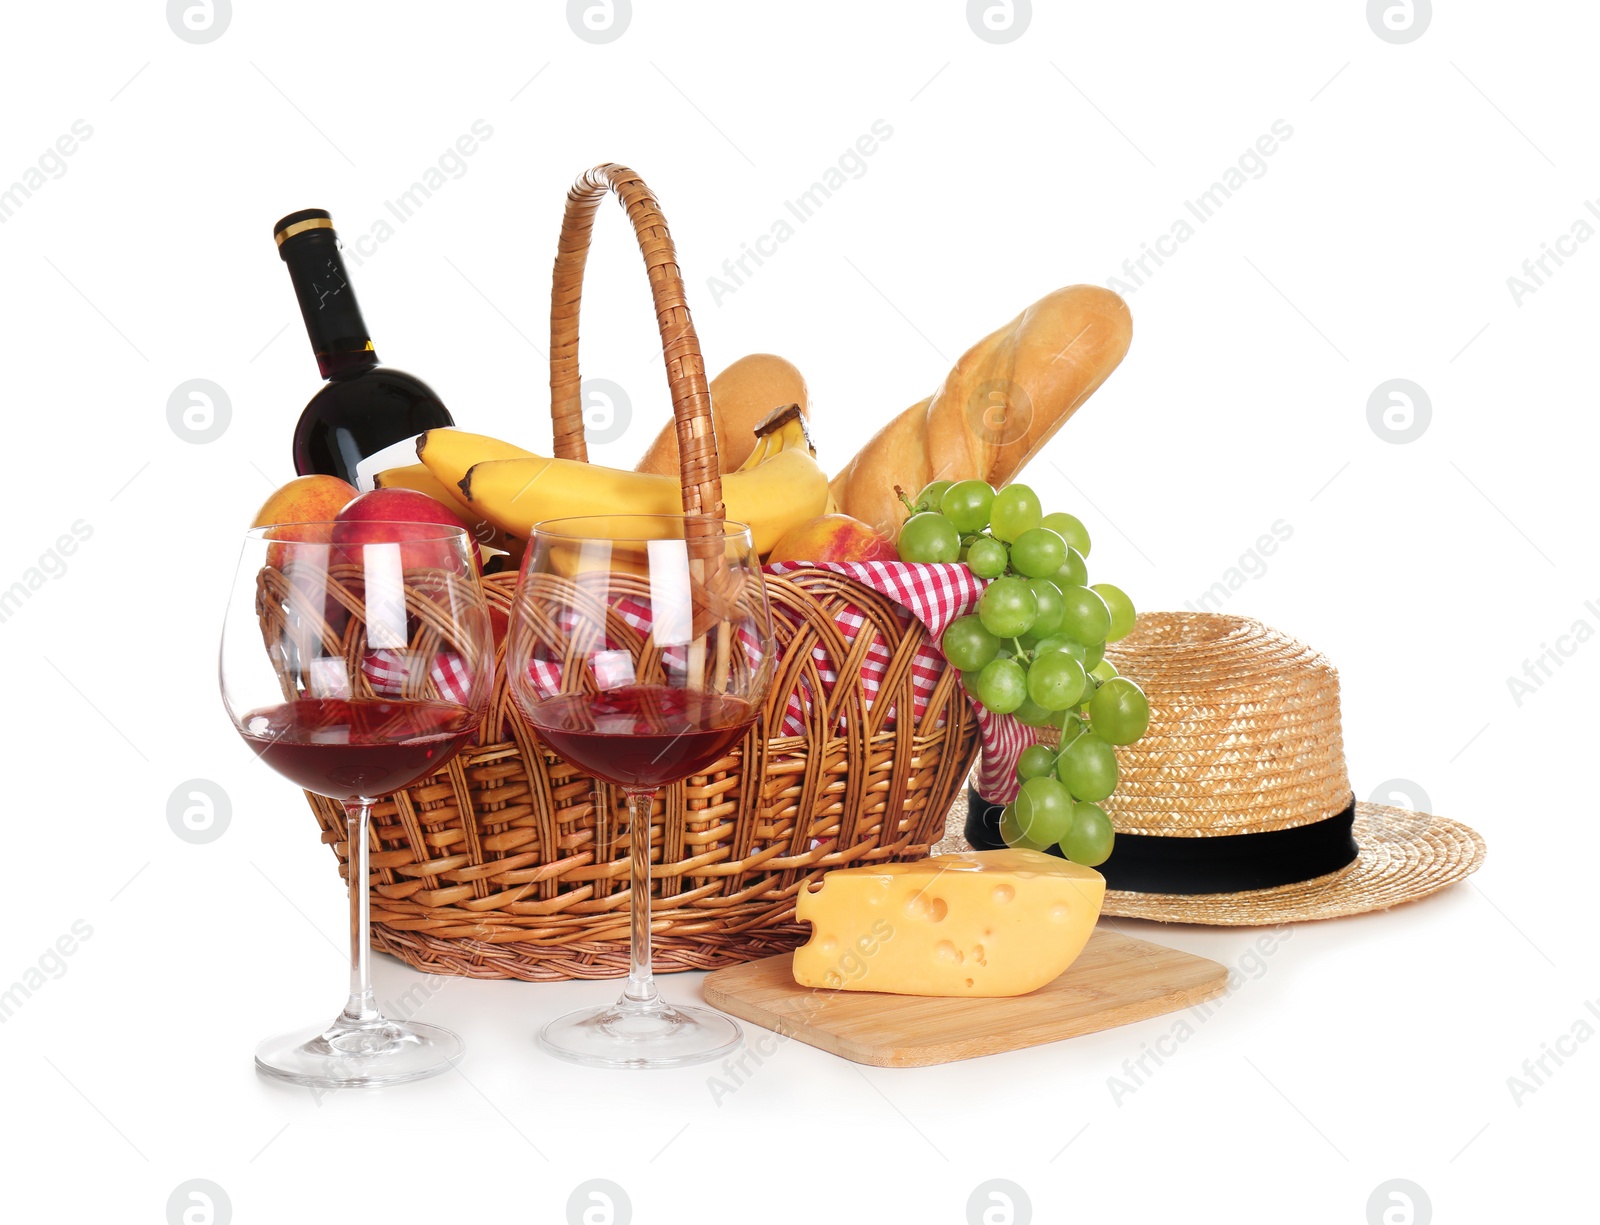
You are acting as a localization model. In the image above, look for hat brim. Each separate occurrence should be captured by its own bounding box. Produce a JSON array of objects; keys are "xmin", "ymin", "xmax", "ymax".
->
[{"xmin": 935, "ymin": 800, "xmax": 1486, "ymax": 926}]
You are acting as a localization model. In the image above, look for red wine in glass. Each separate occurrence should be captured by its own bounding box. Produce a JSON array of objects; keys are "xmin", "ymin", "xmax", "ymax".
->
[
  {"xmin": 506, "ymin": 513, "xmax": 776, "ymax": 1069},
  {"xmin": 237, "ymin": 698, "xmax": 479, "ymax": 802},
  {"xmin": 223, "ymin": 519, "xmax": 493, "ymax": 1090},
  {"xmin": 524, "ymin": 686, "xmax": 756, "ymax": 790}
]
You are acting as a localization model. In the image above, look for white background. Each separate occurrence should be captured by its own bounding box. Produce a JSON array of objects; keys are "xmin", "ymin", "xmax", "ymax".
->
[{"xmin": 1, "ymin": 2, "xmax": 1592, "ymax": 1222}]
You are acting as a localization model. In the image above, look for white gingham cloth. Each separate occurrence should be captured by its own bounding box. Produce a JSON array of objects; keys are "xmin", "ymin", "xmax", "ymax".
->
[{"xmin": 362, "ymin": 561, "xmax": 1044, "ymax": 804}]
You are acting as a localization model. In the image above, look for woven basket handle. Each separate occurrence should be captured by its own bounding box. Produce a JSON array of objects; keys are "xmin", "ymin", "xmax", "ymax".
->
[{"xmin": 549, "ymin": 163, "xmax": 723, "ymax": 521}]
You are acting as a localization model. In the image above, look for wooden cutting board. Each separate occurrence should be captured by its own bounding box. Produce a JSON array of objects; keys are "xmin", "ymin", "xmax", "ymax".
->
[{"xmin": 702, "ymin": 926, "xmax": 1228, "ymax": 1068}]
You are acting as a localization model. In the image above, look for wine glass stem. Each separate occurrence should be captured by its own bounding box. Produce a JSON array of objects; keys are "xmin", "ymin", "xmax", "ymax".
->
[
  {"xmin": 342, "ymin": 799, "xmax": 379, "ymax": 1024},
  {"xmin": 622, "ymin": 788, "xmax": 661, "ymax": 1009}
]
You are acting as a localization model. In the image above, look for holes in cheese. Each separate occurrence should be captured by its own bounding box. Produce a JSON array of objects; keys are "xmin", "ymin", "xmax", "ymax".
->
[{"xmin": 792, "ymin": 849, "xmax": 1106, "ymax": 997}]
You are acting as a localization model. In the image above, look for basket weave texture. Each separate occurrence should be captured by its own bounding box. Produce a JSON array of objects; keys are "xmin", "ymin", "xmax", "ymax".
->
[{"xmin": 299, "ymin": 164, "xmax": 980, "ymax": 980}]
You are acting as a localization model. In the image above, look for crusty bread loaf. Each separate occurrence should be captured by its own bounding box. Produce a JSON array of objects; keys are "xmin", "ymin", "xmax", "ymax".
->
[
  {"xmin": 635, "ymin": 352, "xmax": 809, "ymax": 476},
  {"xmin": 830, "ymin": 286, "xmax": 1132, "ymax": 537}
]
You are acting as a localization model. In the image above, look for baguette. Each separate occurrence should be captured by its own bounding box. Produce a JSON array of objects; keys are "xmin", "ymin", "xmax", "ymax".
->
[
  {"xmin": 634, "ymin": 352, "xmax": 809, "ymax": 476},
  {"xmin": 829, "ymin": 285, "xmax": 1132, "ymax": 538}
]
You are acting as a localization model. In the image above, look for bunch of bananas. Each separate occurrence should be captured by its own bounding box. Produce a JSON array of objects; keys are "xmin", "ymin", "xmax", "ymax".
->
[{"xmin": 376, "ymin": 403, "xmax": 828, "ymax": 558}]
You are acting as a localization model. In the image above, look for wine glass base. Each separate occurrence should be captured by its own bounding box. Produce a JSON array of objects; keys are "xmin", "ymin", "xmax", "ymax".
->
[
  {"xmin": 255, "ymin": 1016, "xmax": 463, "ymax": 1089},
  {"xmin": 538, "ymin": 999, "xmax": 743, "ymax": 1070}
]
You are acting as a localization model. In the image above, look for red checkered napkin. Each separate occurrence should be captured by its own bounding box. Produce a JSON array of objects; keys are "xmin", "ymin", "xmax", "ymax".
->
[
  {"xmin": 360, "ymin": 562, "xmax": 1042, "ymax": 804},
  {"xmin": 764, "ymin": 561, "xmax": 1042, "ymax": 803},
  {"xmin": 359, "ymin": 649, "xmax": 478, "ymax": 705}
]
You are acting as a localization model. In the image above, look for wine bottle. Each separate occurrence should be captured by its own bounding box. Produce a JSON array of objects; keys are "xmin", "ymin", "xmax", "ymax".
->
[{"xmin": 274, "ymin": 209, "xmax": 454, "ymax": 487}]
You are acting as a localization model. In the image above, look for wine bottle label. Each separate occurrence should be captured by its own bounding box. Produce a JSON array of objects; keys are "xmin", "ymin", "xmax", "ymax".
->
[{"xmin": 352, "ymin": 436, "xmax": 422, "ymax": 492}]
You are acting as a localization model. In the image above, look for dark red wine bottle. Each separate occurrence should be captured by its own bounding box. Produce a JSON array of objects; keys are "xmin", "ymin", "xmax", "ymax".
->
[{"xmin": 274, "ymin": 209, "xmax": 454, "ymax": 487}]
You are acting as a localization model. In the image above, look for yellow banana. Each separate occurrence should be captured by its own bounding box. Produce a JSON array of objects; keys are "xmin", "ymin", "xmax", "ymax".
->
[
  {"xmin": 416, "ymin": 429, "xmax": 538, "ymax": 493},
  {"xmin": 418, "ymin": 416, "xmax": 824, "ymax": 554},
  {"xmin": 734, "ymin": 403, "xmax": 812, "ymax": 472},
  {"xmin": 459, "ymin": 447, "xmax": 828, "ymax": 555},
  {"xmin": 374, "ymin": 462, "xmax": 474, "ymax": 516}
]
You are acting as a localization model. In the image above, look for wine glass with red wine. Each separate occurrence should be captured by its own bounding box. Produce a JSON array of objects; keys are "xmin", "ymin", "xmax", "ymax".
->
[
  {"xmin": 506, "ymin": 514, "xmax": 775, "ymax": 1069},
  {"xmin": 220, "ymin": 521, "xmax": 494, "ymax": 1088}
]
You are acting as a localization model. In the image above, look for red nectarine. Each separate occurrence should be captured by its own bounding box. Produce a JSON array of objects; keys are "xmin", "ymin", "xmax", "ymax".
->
[
  {"xmin": 766, "ymin": 514, "xmax": 898, "ymax": 565},
  {"xmin": 333, "ymin": 488, "xmax": 480, "ymax": 575}
]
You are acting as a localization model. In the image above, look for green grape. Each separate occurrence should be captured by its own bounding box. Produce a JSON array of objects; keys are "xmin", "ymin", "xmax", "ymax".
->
[
  {"xmin": 1027, "ymin": 579, "xmax": 1064, "ymax": 635},
  {"xmin": 1052, "ymin": 547, "xmax": 1088, "ymax": 589},
  {"xmin": 1093, "ymin": 582, "xmax": 1136, "ymax": 641},
  {"xmin": 1084, "ymin": 640, "xmax": 1105, "ymax": 669},
  {"xmin": 1012, "ymin": 694, "xmax": 1058, "ymax": 728},
  {"xmin": 1016, "ymin": 743, "xmax": 1059, "ymax": 781},
  {"xmin": 1056, "ymin": 732, "xmax": 1118, "ymax": 802},
  {"xmin": 1026, "ymin": 651, "xmax": 1087, "ymax": 711},
  {"xmin": 999, "ymin": 802, "xmax": 1049, "ymax": 852},
  {"xmin": 914, "ymin": 480, "xmax": 954, "ymax": 514},
  {"xmin": 941, "ymin": 614, "xmax": 1001, "ymax": 672},
  {"xmin": 1060, "ymin": 801, "xmax": 1115, "ymax": 866},
  {"xmin": 1010, "ymin": 527, "xmax": 1067, "ymax": 578},
  {"xmin": 1042, "ymin": 511, "xmax": 1091, "ymax": 557},
  {"xmin": 1090, "ymin": 676, "xmax": 1149, "ymax": 745},
  {"xmin": 975, "ymin": 657, "xmax": 1027, "ymax": 713},
  {"xmin": 977, "ymin": 576, "xmax": 1038, "ymax": 638},
  {"xmin": 1057, "ymin": 716, "xmax": 1085, "ymax": 752},
  {"xmin": 960, "ymin": 669, "xmax": 983, "ymax": 698},
  {"xmin": 989, "ymin": 484, "xmax": 1043, "ymax": 542},
  {"xmin": 965, "ymin": 536, "xmax": 1008, "ymax": 579},
  {"xmin": 940, "ymin": 480, "xmax": 996, "ymax": 534},
  {"xmin": 1013, "ymin": 775, "xmax": 1075, "ymax": 847},
  {"xmin": 1091, "ymin": 659, "xmax": 1118, "ymax": 683},
  {"xmin": 897, "ymin": 512, "xmax": 960, "ymax": 563},
  {"xmin": 1033, "ymin": 633, "xmax": 1087, "ymax": 663},
  {"xmin": 1057, "ymin": 584, "xmax": 1112, "ymax": 645}
]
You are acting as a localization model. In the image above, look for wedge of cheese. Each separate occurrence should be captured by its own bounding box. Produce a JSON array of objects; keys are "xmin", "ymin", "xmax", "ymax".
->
[{"xmin": 792, "ymin": 849, "xmax": 1106, "ymax": 997}]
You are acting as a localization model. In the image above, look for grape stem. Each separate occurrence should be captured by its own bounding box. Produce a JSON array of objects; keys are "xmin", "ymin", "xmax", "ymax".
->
[
  {"xmin": 894, "ymin": 485, "xmax": 918, "ymax": 515},
  {"xmin": 1011, "ymin": 637, "xmax": 1029, "ymax": 663}
]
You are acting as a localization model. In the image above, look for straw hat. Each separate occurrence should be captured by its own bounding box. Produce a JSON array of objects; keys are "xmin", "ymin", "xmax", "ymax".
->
[{"xmin": 947, "ymin": 612, "xmax": 1486, "ymax": 925}]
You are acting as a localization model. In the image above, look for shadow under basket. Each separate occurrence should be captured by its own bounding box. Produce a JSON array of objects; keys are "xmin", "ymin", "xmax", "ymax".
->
[{"xmin": 303, "ymin": 566, "xmax": 981, "ymax": 981}]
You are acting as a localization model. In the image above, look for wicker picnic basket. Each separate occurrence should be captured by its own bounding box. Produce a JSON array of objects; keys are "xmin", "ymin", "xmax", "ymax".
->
[{"xmin": 300, "ymin": 164, "xmax": 982, "ymax": 980}]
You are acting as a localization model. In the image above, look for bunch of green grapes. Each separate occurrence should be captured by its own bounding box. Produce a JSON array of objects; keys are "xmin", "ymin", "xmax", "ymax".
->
[{"xmin": 896, "ymin": 478, "xmax": 1149, "ymax": 866}]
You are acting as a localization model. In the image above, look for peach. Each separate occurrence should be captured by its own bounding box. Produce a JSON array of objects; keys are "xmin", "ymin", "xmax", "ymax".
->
[
  {"xmin": 766, "ymin": 514, "xmax": 899, "ymax": 565},
  {"xmin": 250, "ymin": 474, "xmax": 357, "ymax": 529}
]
